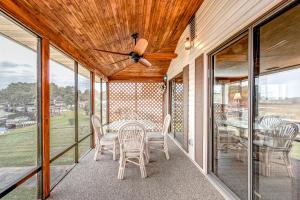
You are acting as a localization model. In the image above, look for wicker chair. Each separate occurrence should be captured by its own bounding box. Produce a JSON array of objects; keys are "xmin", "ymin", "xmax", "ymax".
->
[
  {"xmin": 214, "ymin": 112, "xmax": 239, "ymax": 151},
  {"xmin": 259, "ymin": 115, "xmax": 283, "ymax": 130},
  {"xmin": 255, "ymin": 122, "xmax": 298, "ymax": 177},
  {"xmin": 146, "ymin": 114, "xmax": 171, "ymax": 160},
  {"xmin": 92, "ymin": 115, "xmax": 118, "ymax": 161},
  {"xmin": 117, "ymin": 122, "xmax": 147, "ymax": 179}
]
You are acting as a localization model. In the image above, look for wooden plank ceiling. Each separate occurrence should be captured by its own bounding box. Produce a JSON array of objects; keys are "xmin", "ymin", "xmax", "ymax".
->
[{"xmin": 1, "ymin": 0, "xmax": 204, "ymax": 80}]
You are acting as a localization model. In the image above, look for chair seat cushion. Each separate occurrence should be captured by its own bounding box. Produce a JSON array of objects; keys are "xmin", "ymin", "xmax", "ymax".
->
[
  {"xmin": 253, "ymin": 139, "xmax": 264, "ymax": 146},
  {"xmin": 101, "ymin": 133, "xmax": 118, "ymax": 142},
  {"xmin": 218, "ymin": 126, "xmax": 238, "ymax": 135},
  {"xmin": 253, "ymin": 139, "xmax": 283, "ymax": 148},
  {"xmin": 147, "ymin": 132, "xmax": 164, "ymax": 141}
]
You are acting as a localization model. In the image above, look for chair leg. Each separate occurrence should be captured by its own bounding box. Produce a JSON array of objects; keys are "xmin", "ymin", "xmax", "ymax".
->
[
  {"xmin": 139, "ymin": 155, "xmax": 147, "ymax": 178},
  {"xmin": 116, "ymin": 142, "xmax": 119, "ymax": 156},
  {"xmin": 118, "ymin": 155, "xmax": 126, "ymax": 180},
  {"xmin": 283, "ymin": 152, "xmax": 294, "ymax": 177},
  {"xmin": 121, "ymin": 158, "xmax": 126, "ymax": 178},
  {"xmin": 265, "ymin": 149, "xmax": 272, "ymax": 176},
  {"xmin": 94, "ymin": 144, "xmax": 101, "ymax": 161},
  {"xmin": 144, "ymin": 143, "xmax": 149, "ymax": 164},
  {"xmin": 99, "ymin": 144, "xmax": 103, "ymax": 155},
  {"xmin": 261, "ymin": 150, "xmax": 267, "ymax": 176},
  {"xmin": 113, "ymin": 141, "xmax": 116, "ymax": 161},
  {"xmin": 164, "ymin": 142, "xmax": 170, "ymax": 160}
]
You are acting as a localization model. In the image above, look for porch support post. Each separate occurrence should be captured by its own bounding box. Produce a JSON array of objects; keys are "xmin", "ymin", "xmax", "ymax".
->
[{"xmin": 41, "ymin": 38, "xmax": 50, "ymax": 199}]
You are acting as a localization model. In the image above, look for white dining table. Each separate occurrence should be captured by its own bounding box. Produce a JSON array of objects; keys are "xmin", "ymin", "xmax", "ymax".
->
[{"xmin": 104, "ymin": 119, "xmax": 157, "ymax": 133}]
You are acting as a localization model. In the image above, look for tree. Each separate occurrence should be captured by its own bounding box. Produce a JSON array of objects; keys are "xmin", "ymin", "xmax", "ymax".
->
[
  {"xmin": 0, "ymin": 82, "xmax": 76, "ymax": 107},
  {"xmin": 0, "ymin": 82, "xmax": 36, "ymax": 106}
]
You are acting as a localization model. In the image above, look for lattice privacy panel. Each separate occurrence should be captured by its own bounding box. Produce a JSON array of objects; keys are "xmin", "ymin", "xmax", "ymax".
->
[
  {"xmin": 171, "ymin": 82, "xmax": 184, "ymax": 133},
  {"xmin": 108, "ymin": 82, "xmax": 164, "ymax": 130}
]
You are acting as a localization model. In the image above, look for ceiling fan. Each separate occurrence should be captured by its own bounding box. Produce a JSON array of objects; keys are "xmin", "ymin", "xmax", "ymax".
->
[{"xmin": 94, "ymin": 33, "xmax": 177, "ymax": 68}]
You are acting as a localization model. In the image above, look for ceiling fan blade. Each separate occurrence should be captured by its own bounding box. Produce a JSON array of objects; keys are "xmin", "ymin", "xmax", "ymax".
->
[
  {"xmin": 134, "ymin": 38, "xmax": 148, "ymax": 55},
  {"xmin": 138, "ymin": 58, "xmax": 152, "ymax": 67},
  {"xmin": 109, "ymin": 58, "xmax": 130, "ymax": 65},
  {"xmin": 143, "ymin": 53, "xmax": 178, "ymax": 60},
  {"xmin": 109, "ymin": 61, "xmax": 137, "ymax": 76},
  {"xmin": 94, "ymin": 49, "xmax": 130, "ymax": 56}
]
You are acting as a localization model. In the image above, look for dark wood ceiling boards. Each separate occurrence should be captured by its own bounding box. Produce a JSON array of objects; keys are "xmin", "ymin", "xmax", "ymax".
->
[{"xmin": 0, "ymin": 0, "xmax": 204, "ymax": 80}]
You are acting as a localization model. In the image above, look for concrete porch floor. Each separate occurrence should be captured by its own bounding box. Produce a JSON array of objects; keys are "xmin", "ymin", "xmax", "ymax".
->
[{"xmin": 48, "ymin": 138, "xmax": 224, "ymax": 200}]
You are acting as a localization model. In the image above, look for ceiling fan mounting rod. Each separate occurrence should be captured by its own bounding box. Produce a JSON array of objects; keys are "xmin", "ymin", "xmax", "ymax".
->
[{"xmin": 131, "ymin": 33, "xmax": 138, "ymax": 45}]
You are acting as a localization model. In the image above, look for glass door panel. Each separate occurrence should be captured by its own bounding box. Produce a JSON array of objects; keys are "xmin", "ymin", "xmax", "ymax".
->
[
  {"xmin": 170, "ymin": 75, "xmax": 184, "ymax": 145},
  {"xmin": 253, "ymin": 4, "xmax": 300, "ymax": 200},
  {"xmin": 212, "ymin": 35, "xmax": 249, "ymax": 199}
]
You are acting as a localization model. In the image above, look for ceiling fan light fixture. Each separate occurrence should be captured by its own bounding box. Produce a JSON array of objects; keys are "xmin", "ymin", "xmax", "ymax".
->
[{"xmin": 130, "ymin": 52, "xmax": 140, "ymax": 62}]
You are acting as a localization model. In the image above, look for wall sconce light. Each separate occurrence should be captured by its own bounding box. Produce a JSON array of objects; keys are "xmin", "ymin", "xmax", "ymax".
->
[
  {"xmin": 184, "ymin": 37, "xmax": 192, "ymax": 50},
  {"xmin": 163, "ymin": 75, "xmax": 168, "ymax": 82}
]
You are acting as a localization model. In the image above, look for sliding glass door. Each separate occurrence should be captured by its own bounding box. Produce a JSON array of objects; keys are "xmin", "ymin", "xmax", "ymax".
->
[
  {"xmin": 211, "ymin": 34, "xmax": 249, "ymax": 199},
  {"xmin": 209, "ymin": 2, "xmax": 300, "ymax": 200},
  {"xmin": 252, "ymin": 3, "xmax": 300, "ymax": 200}
]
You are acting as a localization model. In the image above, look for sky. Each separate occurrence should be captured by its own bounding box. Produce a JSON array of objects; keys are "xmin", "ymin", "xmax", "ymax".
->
[
  {"xmin": 0, "ymin": 35, "xmax": 89, "ymax": 91},
  {"xmin": 0, "ymin": 36, "xmax": 36, "ymax": 89},
  {"xmin": 214, "ymin": 67, "xmax": 300, "ymax": 99},
  {"xmin": 258, "ymin": 69, "xmax": 300, "ymax": 99}
]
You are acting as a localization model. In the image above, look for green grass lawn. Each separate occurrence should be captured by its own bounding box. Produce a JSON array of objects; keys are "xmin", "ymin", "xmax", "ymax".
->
[
  {"xmin": 0, "ymin": 109, "xmax": 91, "ymax": 199},
  {"xmin": 0, "ymin": 109, "xmax": 91, "ymax": 168}
]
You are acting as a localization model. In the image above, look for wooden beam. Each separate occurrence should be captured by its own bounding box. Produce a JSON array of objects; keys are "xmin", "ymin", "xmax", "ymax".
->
[
  {"xmin": 215, "ymin": 76, "xmax": 248, "ymax": 83},
  {"xmin": 41, "ymin": 38, "xmax": 50, "ymax": 199},
  {"xmin": 216, "ymin": 54, "xmax": 247, "ymax": 62},
  {"xmin": 108, "ymin": 76, "xmax": 164, "ymax": 82},
  {"xmin": 143, "ymin": 53, "xmax": 178, "ymax": 60}
]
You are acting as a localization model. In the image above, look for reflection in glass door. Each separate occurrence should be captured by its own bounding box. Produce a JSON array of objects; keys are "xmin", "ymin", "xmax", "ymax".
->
[
  {"xmin": 252, "ymin": 3, "xmax": 300, "ymax": 200},
  {"xmin": 212, "ymin": 34, "xmax": 249, "ymax": 199}
]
